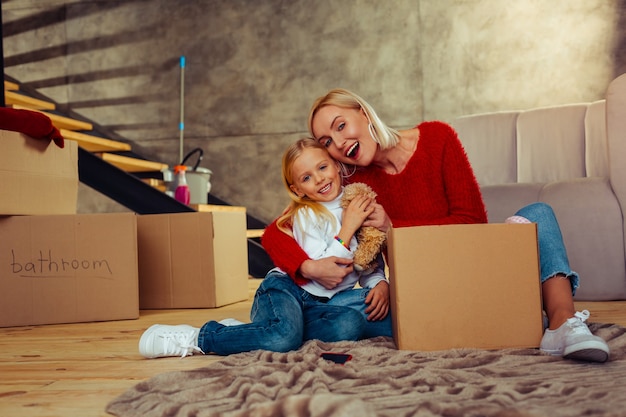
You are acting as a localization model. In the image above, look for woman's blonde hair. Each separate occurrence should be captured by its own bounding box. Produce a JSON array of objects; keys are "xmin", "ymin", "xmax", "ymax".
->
[
  {"xmin": 276, "ymin": 138, "xmax": 339, "ymax": 236},
  {"xmin": 307, "ymin": 88, "xmax": 401, "ymax": 149}
]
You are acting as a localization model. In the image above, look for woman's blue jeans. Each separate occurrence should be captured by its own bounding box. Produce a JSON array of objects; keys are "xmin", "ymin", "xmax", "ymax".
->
[
  {"xmin": 199, "ymin": 202, "xmax": 570, "ymax": 355},
  {"xmin": 515, "ymin": 202, "xmax": 579, "ymax": 295},
  {"xmin": 197, "ymin": 271, "xmax": 375, "ymax": 355}
]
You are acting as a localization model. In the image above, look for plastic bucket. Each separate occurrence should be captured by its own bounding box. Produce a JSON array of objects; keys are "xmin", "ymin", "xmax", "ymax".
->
[
  {"xmin": 165, "ymin": 148, "xmax": 212, "ymax": 204},
  {"xmin": 186, "ymin": 167, "xmax": 212, "ymax": 204}
]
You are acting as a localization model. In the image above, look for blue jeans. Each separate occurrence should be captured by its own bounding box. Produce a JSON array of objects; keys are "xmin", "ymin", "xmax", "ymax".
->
[
  {"xmin": 197, "ymin": 271, "xmax": 367, "ymax": 355},
  {"xmin": 515, "ymin": 202, "xmax": 579, "ymax": 295},
  {"xmin": 326, "ymin": 287, "xmax": 393, "ymax": 338}
]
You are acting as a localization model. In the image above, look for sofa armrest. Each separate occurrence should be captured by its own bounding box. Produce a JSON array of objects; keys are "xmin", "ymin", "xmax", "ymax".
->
[{"xmin": 606, "ymin": 74, "xmax": 626, "ymax": 264}]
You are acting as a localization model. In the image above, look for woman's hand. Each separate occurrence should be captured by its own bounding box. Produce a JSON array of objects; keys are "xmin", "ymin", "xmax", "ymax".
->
[
  {"xmin": 362, "ymin": 202, "xmax": 392, "ymax": 233},
  {"xmin": 300, "ymin": 257, "xmax": 354, "ymax": 289},
  {"xmin": 365, "ymin": 280, "xmax": 390, "ymax": 321}
]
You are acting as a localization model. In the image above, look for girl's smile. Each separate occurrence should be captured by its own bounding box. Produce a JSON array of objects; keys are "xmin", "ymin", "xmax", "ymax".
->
[{"xmin": 289, "ymin": 147, "xmax": 342, "ymax": 203}]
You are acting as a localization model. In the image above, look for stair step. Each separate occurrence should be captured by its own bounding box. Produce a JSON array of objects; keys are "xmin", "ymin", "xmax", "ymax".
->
[
  {"xmin": 61, "ymin": 129, "xmax": 131, "ymax": 152},
  {"xmin": 141, "ymin": 178, "xmax": 168, "ymax": 192},
  {"xmin": 192, "ymin": 204, "xmax": 247, "ymax": 213},
  {"xmin": 4, "ymin": 80, "xmax": 19, "ymax": 91},
  {"xmin": 98, "ymin": 152, "xmax": 169, "ymax": 173},
  {"xmin": 246, "ymin": 229, "xmax": 265, "ymax": 238},
  {"xmin": 9, "ymin": 104, "xmax": 93, "ymax": 131},
  {"xmin": 4, "ymin": 90, "xmax": 56, "ymax": 110}
]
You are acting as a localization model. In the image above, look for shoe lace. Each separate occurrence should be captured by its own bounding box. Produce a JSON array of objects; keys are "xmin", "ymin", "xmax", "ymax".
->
[
  {"xmin": 159, "ymin": 331, "xmax": 204, "ymax": 358},
  {"xmin": 574, "ymin": 310, "xmax": 590, "ymax": 322},
  {"xmin": 567, "ymin": 310, "xmax": 591, "ymax": 334}
]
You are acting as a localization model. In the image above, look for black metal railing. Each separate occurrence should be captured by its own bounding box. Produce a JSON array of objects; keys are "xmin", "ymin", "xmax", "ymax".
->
[{"xmin": 78, "ymin": 146, "xmax": 274, "ymax": 278}]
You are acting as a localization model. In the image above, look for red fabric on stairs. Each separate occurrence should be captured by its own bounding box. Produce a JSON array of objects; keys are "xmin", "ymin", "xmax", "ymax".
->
[{"xmin": 0, "ymin": 108, "xmax": 65, "ymax": 148}]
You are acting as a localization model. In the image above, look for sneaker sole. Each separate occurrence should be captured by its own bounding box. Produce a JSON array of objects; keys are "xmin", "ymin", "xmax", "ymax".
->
[{"xmin": 563, "ymin": 342, "xmax": 609, "ymax": 363}]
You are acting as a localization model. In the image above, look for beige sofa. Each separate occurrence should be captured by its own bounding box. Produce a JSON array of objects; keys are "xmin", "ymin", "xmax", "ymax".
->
[{"xmin": 451, "ymin": 73, "xmax": 626, "ymax": 301}]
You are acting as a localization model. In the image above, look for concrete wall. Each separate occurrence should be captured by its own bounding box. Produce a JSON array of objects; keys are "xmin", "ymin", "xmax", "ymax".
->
[{"xmin": 3, "ymin": 0, "xmax": 623, "ymax": 223}]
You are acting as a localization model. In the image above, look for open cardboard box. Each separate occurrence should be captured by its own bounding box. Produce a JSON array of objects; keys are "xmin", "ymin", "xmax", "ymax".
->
[
  {"xmin": 387, "ymin": 223, "xmax": 543, "ymax": 351},
  {"xmin": 0, "ymin": 129, "xmax": 78, "ymax": 215},
  {"xmin": 137, "ymin": 211, "xmax": 249, "ymax": 309}
]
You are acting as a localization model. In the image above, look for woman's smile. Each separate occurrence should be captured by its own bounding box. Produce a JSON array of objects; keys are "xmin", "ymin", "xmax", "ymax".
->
[{"xmin": 346, "ymin": 142, "xmax": 360, "ymax": 159}]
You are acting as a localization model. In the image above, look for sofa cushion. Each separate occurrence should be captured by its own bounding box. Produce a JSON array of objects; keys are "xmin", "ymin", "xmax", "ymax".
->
[
  {"xmin": 483, "ymin": 177, "xmax": 626, "ymax": 301},
  {"xmin": 452, "ymin": 111, "xmax": 518, "ymax": 186},
  {"xmin": 482, "ymin": 183, "xmax": 543, "ymax": 223},
  {"xmin": 516, "ymin": 104, "xmax": 588, "ymax": 184},
  {"xmin": 584, "ymin": 100, "xmax": 608, "ymax": 178},
  {"xmin": 539, "ymin": 177, "xmax": 626, "ymax": 300}
]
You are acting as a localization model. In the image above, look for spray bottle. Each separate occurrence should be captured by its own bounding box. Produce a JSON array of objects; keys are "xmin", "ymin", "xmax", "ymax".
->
[{"xmin": 174, "ymin": 164, "xmax": 190, "ymax": 205}]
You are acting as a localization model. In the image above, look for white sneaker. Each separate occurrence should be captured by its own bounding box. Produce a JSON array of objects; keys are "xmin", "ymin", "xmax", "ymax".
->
[
  {"xmin": 540, "ymin": 310, "xmax": 609, "ymax": 362},
  {"xmin": 505, "ymin": 215, "xmax": 532, "ymax": 224},
  {"xmin": 138, "ymin": 324, "xmax": 204, "ymax": 358},
  {"xmin": 218, "ymin": 318, "xmax": 245, "ymax": 326}
]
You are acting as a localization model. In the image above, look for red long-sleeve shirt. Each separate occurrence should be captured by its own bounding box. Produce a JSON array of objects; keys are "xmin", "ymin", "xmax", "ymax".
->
[{"xmin": 262, "ymin": 121, "xmax": 487, "ymax": 285}]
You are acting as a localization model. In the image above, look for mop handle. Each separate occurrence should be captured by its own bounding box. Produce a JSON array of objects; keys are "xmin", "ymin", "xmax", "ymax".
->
[{"xmin": 179, "ymin": 55, "xmax": 185, "ymax": 163}]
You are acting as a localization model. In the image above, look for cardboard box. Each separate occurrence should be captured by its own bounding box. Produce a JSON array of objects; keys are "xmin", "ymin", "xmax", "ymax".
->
[
  {"xmin": 0, "ymin": 129, "xmax": 78, "ymax": 215},
  {"xmin": 137, "ymin": 211, "xmax": 249, "ymax": 309},
  {"xmin": 192, "ymin": 204, "xmax": 265, "ymax": 238},
  {"xmin": 0, "ymin": 213, "xmax": 139, "ymax": 327},
  {"xmin": 387, "ymin": 223, "xmax": 543, "ymax": 351}
]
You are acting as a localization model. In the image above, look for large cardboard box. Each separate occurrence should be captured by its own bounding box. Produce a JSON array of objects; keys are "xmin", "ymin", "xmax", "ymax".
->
[
  {"xmin": 0, "ymin": 213, "xmax": 139, "ymax": 327},
  {"xmin": 0, "ymin": 129, "xmax": 78, "ymax": 215},
  {"xmin": 387, "ymin": 223, "xmax": 543, "ymax": 351},
  {"xmin": 137, "ymin": 211, "xmax": 249, "ymax": 309}
]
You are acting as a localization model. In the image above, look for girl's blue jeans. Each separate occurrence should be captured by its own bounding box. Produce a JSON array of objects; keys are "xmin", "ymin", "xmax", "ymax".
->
[
  {"xmin": 515, "ymin": 202, "xmax": 579, "ymax": 295},
  {"xmin": 197, "ymin": 271, "xmax": 392, "ymax": 355}
]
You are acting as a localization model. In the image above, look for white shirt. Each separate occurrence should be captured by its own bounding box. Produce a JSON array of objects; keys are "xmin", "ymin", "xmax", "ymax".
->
[{"xmin": 292, "ymin": 188, "xmax": 387, "ymax": 299}]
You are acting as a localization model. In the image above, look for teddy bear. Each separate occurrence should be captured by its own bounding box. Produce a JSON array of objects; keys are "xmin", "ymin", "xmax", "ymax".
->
[{"xmin": 340, "ymin": 182, "xmax": 387, "ymax": 273}]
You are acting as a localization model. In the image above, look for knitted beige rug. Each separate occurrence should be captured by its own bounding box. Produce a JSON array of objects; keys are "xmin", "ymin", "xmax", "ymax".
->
[{"xmin": 107, "ymin": 322, "xmax": 626, "ymax": 417}]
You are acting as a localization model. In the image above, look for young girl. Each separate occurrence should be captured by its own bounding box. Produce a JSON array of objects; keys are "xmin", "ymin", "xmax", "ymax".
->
[
  {"xmin": 138, "ymin": 139, "xmax": 390, "ymax": 358},
  {"xmin": 278, "ymin": 139, "xmax": 391, "ymax": 317}
]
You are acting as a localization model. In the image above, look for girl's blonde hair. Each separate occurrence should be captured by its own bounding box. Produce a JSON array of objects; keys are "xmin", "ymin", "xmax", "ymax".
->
[
  {"xmin": 276, "ymin": 138, "xmax": 339, "ymax": 236},
  {"xmin": 307, "ymin": 88, "xmax": 401, "ymax": 149}
]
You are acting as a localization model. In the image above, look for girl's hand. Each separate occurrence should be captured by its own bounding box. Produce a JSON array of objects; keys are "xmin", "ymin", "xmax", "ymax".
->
[
  {"xmin": 361, "ymin": 201, "xmax": 392, "ymax": 233},
  {"xmin": 300, "ymin": 257, "xmax": 354, "ymax": 289},
  {"xmin": 364, "ymin": 280, "xmax": 390, "ymax": 321},
  {"xmin": 341, "ymin": 195, "xmax": 375, "ymax": 237}
]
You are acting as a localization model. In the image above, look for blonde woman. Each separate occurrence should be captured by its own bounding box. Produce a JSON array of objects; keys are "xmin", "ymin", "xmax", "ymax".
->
[{"xmin": 262, "ymin": 88, "xmax": 610, "ymax": 363}]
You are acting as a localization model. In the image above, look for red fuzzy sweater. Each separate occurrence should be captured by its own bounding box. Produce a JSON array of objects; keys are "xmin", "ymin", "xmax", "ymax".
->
[{"xmin": 262, "ymin": 121, "xmax": 487, "ymax": 285}]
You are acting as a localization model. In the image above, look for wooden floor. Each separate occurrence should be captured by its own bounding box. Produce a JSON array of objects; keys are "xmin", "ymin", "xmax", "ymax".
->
[{"xmin": 1, "ymin": 278, "xmax": 626, "ymax": 417}]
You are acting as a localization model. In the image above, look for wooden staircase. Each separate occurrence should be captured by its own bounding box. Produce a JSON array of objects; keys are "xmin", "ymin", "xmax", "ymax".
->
[
  {"xmin": 4, "ymin": 80, "xmax": 169, "ymax": 186},
  {"xmin": 3, "ymin": 79, "xmax": 271, "ymax": 275}
]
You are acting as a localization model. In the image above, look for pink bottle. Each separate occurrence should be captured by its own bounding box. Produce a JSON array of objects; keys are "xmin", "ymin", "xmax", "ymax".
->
[{"xmin": 174, "ymin": 165, "xmax": 190, "ymax": 205}]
